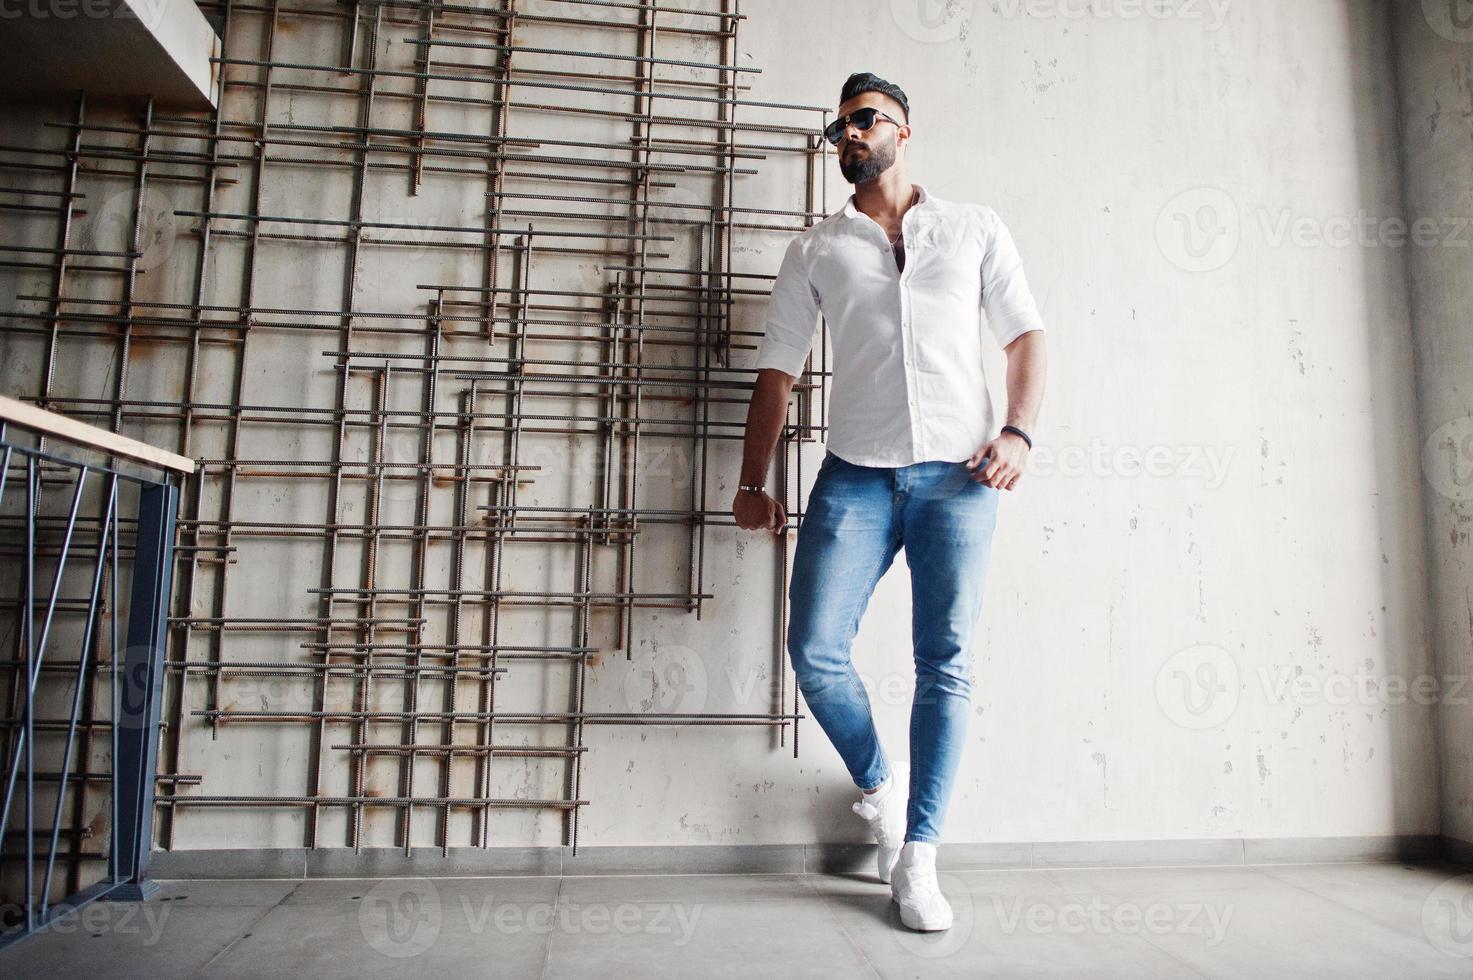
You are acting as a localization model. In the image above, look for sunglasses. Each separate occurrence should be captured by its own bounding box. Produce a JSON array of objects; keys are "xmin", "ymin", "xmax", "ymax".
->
[{"xmin": 822, "ymin": 107, "xmax": 904, "ymax": 147}]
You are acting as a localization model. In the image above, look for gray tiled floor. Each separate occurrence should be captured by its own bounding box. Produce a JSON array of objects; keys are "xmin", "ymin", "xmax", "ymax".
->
[{"xmin": 8, "ymin": 860, "xmax": 1473, "ymax": 978}]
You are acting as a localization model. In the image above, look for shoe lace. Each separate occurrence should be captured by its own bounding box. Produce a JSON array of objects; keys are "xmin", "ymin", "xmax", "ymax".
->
[{"xmin": 906, "ymin": 860, "xmax": 941, "ymax": 899}]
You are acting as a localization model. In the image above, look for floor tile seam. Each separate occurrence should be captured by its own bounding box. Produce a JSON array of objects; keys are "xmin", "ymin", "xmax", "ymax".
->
[
  {"xmin": 195, "ymin": 878, "xmax": 307, "ymax": 977},
  {"xmin": 798, "ymin": 872, "xmax": 885, "ymax": 980}
]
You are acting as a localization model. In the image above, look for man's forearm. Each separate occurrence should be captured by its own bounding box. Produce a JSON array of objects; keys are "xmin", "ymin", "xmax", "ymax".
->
[
  {"xmin": 741, "ymin": 368, "xmax": 797, "ymax": 486},
  {"xmin": 1002, "ymin": 330, "xmax": 1047, "ymax": 433}
]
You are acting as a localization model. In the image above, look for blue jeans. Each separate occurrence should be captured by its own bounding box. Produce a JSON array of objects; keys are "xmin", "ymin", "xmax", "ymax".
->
[{"xmin": 787, "ymin": 449, "xmax": 1000, "ymax": 845}]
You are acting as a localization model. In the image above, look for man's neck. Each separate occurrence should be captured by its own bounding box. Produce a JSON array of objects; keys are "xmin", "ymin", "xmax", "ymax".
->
[{"xmin": 852, "ymin": 169, "xmax": 916, "ymax": 222}]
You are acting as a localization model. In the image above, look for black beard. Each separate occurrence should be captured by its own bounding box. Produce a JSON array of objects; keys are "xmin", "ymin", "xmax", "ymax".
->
[{"xmin": 839, "ymin": 141, "xmax": 895, "ymax": 184}]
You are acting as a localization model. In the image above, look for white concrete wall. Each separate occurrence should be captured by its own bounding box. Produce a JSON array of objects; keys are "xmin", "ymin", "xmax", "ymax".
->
[
  {"xmin": 686, "ymin": 0, "xmax": 1435, "ymax": 849},
  {"xmin": 0, "ymin": 0, "xmax": 1442, "ymax": 852},
  {"xmin": 1391, "ymin": 2, "xmax": 1473, "ymax": 849}
]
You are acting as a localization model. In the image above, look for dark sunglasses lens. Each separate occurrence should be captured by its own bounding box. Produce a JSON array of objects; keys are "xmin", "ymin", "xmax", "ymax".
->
[{"xmin": 824, "ymin": 108, "xmax": 884, "ymax": 145}]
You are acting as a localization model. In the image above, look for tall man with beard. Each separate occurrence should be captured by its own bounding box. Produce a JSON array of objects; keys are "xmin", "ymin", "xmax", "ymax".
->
[{"xmin": 733, "ymin": 72, "xmax": 1048, "ymax": 932}]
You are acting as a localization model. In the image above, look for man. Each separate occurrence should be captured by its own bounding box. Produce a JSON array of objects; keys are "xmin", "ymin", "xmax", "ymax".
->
[{"xmin": 732, "ymin": 72, "xmax": 1047, "ymax": 932}]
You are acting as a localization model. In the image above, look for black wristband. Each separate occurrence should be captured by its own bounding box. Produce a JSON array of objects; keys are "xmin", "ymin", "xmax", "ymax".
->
[{"xmin": 1000, "ymin": 424, "xmax": 1033, "ymax": 450}]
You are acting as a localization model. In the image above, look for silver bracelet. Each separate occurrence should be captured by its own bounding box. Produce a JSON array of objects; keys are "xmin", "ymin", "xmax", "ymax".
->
[{"xmin": 737, "ymin": 483, "xmax": 765, "ymax": 493}]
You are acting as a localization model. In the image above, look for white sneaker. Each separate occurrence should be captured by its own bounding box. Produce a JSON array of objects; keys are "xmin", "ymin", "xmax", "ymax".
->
[
  {"xmin": 851, "ymin": 775, "xmax": 906, "ymax": 883},
  {"xmin": 890, "ymin": 841, "xmax": 953, "ymax": 931}
]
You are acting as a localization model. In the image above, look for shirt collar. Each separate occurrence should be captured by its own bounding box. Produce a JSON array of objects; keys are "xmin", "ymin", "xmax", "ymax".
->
[{"xmin": 841, "ymin": 183, "xmax": 930, "ymax": 221}]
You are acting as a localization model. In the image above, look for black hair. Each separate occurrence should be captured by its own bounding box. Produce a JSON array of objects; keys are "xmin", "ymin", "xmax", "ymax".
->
[{"xmin": 839, "ymin": 72, "xmax": 910, "ymax": 122}]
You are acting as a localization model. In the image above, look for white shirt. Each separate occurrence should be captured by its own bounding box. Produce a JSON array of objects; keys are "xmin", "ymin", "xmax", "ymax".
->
[{"xmin": 754, "ymin": 183, "xmax": 1046, "ymax": 467}]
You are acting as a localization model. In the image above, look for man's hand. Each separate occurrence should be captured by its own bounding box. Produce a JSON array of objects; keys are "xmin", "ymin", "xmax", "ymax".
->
[
  {"xmin": 966, "ymin": 432, "xmax": 1030, "ymax": 491},
  {"xmin": 732, "ymin": 488, "xmax": 787, "ymax": 533}
]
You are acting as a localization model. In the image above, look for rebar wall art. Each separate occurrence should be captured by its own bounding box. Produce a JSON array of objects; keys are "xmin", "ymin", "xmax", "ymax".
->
[{"xmin": 0, "ymin": 0, "xmax": 837, "ymax": 898}]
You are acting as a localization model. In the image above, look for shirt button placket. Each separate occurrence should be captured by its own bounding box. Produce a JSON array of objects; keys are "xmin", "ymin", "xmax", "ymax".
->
[{"xmin": 901, "ymin": 284, "xmax": 921, "ymax": 457}]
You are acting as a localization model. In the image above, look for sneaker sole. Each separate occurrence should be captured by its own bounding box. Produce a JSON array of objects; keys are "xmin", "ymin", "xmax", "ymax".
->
[{"xmin": 894, "ymin": 896, "xmax": 953, "ymax": 932}]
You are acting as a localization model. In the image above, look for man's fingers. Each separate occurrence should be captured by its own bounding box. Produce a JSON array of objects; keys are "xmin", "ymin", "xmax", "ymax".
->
[{"xmin": 730, "ymin": 493, "xmax": 788, "ymax": 532}]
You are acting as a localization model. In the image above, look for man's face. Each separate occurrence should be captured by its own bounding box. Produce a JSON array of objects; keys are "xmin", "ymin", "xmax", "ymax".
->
[{"xmin": 834, "ymin": 92, "xmax": 909, "ymax": 185}]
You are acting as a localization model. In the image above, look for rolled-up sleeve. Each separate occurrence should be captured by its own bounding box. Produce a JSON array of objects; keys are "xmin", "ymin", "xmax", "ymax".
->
[
  {"xmin": 754, "ymin": 237, "xmax": 821, "ymax": 377},
  {"xmin": 980, "ymin": 210, "xmax": 1046, "ymax": 349}
]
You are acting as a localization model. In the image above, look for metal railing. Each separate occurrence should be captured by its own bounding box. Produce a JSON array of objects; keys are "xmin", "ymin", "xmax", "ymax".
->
[{"xmin": 0, "ymin": 394, "xmax": 194, "ymax": 951}]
